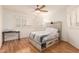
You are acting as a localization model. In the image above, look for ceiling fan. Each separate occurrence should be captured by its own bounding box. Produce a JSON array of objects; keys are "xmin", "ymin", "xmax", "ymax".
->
[{"xmin": 35, "ymin": 5, "xmax": 48, "ymax": 12}]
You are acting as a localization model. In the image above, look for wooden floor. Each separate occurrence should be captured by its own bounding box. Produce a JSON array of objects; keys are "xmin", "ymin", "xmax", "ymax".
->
[{"xmin": 0, "ymin": 38, "xmax": 79, "ymax": 53}]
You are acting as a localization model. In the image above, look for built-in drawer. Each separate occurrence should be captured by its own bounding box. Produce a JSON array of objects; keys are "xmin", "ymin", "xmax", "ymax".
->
[{"xmin": 46, "ymin": 38, "xmax": 58, "ymax": 48}]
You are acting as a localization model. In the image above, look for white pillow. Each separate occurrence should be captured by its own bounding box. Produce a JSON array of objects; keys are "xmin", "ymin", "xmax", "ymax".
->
[{"xmin": 46, "ymin": 27, "xmax": 58, "ymax": 33}]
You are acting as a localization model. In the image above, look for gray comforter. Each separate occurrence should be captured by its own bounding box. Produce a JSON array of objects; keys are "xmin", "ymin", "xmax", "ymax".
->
[{"xmin": 29, "ymin": 31, "xmax": 59, "ymax": 43}]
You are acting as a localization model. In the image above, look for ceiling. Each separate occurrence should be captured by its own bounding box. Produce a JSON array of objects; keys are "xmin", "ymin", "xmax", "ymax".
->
[{"xmin": 3, "ymin": 5, "xmax": 67, "ymax": 13}]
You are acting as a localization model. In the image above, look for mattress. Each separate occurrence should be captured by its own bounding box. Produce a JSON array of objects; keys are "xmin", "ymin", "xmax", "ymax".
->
[
  {"xmin": 42, "ymin": 33, "xmax": 59, "ymax": 42},
  {"xmin": 29, "ymin": 27, "xmax": 59, "ymax": 43}
]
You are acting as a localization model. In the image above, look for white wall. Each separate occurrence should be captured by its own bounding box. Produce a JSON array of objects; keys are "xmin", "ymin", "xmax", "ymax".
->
[
  {"xmin": 0, "ymin": 6, "xmax": 2, "ymax": 48},
  {"xmin": 68, "ymin": 29, "xmax": 79, "ymax": 48},
  {"xmin": 65, "ymin": 6, "xmax": 79, "ymax": 48}
]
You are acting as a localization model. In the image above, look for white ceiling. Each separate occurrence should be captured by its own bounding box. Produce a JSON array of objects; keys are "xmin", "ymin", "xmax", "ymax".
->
[{"xmin": 3, "ymin": 5, "xmax": 67, "ymax": 13}]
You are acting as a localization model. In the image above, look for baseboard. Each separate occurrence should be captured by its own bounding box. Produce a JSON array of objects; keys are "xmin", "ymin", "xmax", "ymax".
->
[{"xmin": 61, "ymin": 37, "xmax": 69, "ymax": 42}]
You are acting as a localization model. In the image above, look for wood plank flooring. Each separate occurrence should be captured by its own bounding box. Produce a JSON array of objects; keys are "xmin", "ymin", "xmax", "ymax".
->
[{"xmin": 0, "ymin": 38, "xmax": 79, "ymax": 53}]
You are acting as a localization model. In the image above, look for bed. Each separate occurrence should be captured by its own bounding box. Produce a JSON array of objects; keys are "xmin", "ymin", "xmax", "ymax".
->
[{"xmin": 29, "ymin": 21, "xmax": 62, "ymax": 52}]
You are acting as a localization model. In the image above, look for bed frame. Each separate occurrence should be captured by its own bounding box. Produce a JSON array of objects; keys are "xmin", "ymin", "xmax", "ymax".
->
[
  {"xmin": 46, "ymin": 21, "xmax": 62, "ymax": 40},
  {"xmin": 29, "ymin": 21, "xmax": 62, "ymax": 52}
]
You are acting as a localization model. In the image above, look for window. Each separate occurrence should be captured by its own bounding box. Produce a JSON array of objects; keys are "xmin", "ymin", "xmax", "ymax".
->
[{"xmin": 67, "ymin": 6, "xmax": 79, "ymax": 28}]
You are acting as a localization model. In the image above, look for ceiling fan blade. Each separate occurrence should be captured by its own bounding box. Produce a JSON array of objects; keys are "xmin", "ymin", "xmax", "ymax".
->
[
  {"xmin": 35, "ymin": 5, "xmax": 48, "ymax": 12},
  {"xmin": 35, "ymin": 8, "xmax": 39, "ymax": 10},
  {"xmin": 40, "ymin": 10, "xmax": 48, "ymax": 12},
  {"xmin": 35, "ymin": 5, "xmax": 40, "ymax": 10},
  {"xmin": 39, "ymin": 5, "xmax": 45, "ymax": 9}
]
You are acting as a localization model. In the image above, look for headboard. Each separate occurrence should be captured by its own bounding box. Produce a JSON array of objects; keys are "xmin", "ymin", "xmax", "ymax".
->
[
  {"xmin": 46, "ymin": 21, "xmax": 62, "ymax": 40},
  {"xmin": 46, "ymin": 21, "xmax": 62, "ymax": 31}
]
